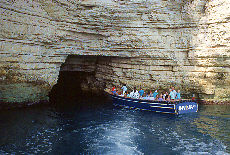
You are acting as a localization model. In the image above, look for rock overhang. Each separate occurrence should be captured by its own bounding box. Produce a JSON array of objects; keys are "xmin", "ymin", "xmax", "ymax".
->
[{"xmin": 0, "ymin": 0, "xmax": 230, "ymax": 104}]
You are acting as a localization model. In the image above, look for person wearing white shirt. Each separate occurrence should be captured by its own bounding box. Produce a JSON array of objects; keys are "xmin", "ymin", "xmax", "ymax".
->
[
  {"xmin": 172, "ymin": 87, "xmax": 177, "ymax": 99},
  {"xmin": 121, "ymin": 84, "xmax": 127, "ymax": 95},
  {"xmin": 129, "ymin": 87, "xmax": 140, "ymax": 99}
]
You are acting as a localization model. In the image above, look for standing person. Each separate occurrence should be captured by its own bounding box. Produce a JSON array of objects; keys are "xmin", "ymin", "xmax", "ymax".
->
[
  {"xmin": 153, "ymin": 90, "xmax": 158, "ymax": 99},
  {"xmin": 169, "ymin": 89, "xmax": 176, "ymax": 100},
  {"xmin": 176, "ymin": 90, "xmax": 181, "ymax": 100},
  {"xmin": 139, "ymin": 87, "xmax": 145, "ymax": 97},
  {"xmin": 172, "ymin": 87, "xmax": 177, "ymax": 98},
  {"xmin": 121, "ymin": 84, "xmax": 127, "ymax": 95}
]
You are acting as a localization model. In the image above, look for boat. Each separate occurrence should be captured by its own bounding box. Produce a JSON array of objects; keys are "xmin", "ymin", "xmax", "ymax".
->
[{"xmin": 107, "ymin": 92, "xmax": 198, "ymax": 114}]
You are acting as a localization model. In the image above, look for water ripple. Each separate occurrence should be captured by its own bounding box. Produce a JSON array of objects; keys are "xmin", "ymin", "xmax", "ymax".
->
[{"xmin": 0, "ymin": 104, "xmax": 229, "ymax": 154}]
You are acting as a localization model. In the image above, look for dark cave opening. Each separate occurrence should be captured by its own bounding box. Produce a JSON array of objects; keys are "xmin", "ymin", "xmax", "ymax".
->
[
  {"xmin": 49, "ymin": 71, "xmax": 96, "ymax": 104},
  {"xmin": 48, "ymin": 55, "xmax": 117, "ymax": 104}
]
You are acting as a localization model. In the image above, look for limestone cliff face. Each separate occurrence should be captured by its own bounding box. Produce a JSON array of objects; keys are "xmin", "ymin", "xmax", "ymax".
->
[{"xmin": 0, "ymin": 0, "xmax": 229, "ymax": 103}]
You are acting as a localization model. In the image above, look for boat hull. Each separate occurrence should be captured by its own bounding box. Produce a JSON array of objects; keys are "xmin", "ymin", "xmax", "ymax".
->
[{"xmin": 109, "ymin": 94, "xmax": 198, "ymax": 114}]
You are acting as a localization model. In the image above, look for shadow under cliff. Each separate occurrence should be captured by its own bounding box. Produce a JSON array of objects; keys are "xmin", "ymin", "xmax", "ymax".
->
[{"xmin": 49, "ymin": 71, "xmax": 109, "ymax": 106}]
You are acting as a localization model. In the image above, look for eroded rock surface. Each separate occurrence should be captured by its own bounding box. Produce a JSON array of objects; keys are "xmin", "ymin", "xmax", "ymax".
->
[{"xmin": 0, "ymin": 0, "xmax": 230, "ymax": 103}]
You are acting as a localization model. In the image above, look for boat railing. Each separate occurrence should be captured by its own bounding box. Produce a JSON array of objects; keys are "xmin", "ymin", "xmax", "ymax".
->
[{"xmin": 104, "ymin": 90, "xmax": 196, "ymax": 105}]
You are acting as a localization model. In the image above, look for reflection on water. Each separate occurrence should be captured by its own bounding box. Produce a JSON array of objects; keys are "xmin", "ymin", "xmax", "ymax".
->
[
  {"xmin": 193, "ymin": 105, "xmax": 230, "ymax": 153},
  {"xmin": 0, "ymin": 100, "xmax": 229, "ymax": 154}
]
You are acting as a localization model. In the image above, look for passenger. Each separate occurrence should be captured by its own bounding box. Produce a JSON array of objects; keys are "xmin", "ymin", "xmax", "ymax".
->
[
  {"xmin": 176, "ymin": 90, "xmax": 181, "ymax": 100},
  {"xmin": 158, "ymin": 94, "xmax": 163, "ymax": 101},
  {"xmin": 119, "ymin": 91, "xmax": 124, "ymax": 97},
  {"xmin": 145, "ymin": 91, "xmax": 151, "ymax": 97},
  {"xmin": 139, "ymin": 87, "xmax": 145, "ymax": 97},
  {"xmin": 169, "ymin": 89, "xmax": 176, "ymax": 100},
  {"xmin": 152, "ymin": 90, "xmax": 158, "ymax": 98},
  {"xmin": 112, "ymin": 86, "xmax": 115, "ymax": 91},
  {"xmin": 155, "ymin": 95, "xmax": 159, "ymax": 101},
  {"xmin": 126, "ymin": 91, "xmax": 131, "ymax": 98},
  {"xmin": 164, "ymin": 91, "xmax": 169, "ymax": 101},
  {"xmin": 163, "ymin": 91, "xmax": 167, "ymax": 100},
  {"xmin": 133, "ymin": 87, "xmax": 137, "ymax": 93},
  {"xmin": 121, "ymin": 84, "xmax": 127, "ymax": 95},
  {"xmin": 149, "ymin": 90, "xmax": 153, "ymax": 97},
  {"xmin": 130, "ymin": 87, "xmax": 140, "ymax": 99},
  {"xmin": 142, "ymin": 92, "xmax": 147, "ymax": 98},
  {"xmin": 149, "ymin": 92, "xmax": 155, "ymax": 100},
  {"xmin": 192, "ymin": 94, "xmax": 195, "ymax": 101},
  {"xmin": 172, "ymin": 87, "xmax": 177, "ymax": 98},
  {"xmin": 142, "ymin": 91, "xmax": 150, "ymax": 100},
  {"xmin": 112, "ymin": 86, "xmax": 118, "ymax": 95},
  {"xmin": 149, "ymin": 96, "xmax": 155, "ymax": 100}
]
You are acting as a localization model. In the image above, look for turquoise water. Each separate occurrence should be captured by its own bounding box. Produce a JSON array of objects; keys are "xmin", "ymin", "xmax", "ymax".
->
[{"xmin": 0, "ymin": 98, "xmax": 230, "ymax": 154}]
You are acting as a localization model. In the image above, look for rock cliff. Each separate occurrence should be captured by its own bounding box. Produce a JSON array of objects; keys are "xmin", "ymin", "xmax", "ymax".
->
[{"xmin": 0, "ymin": 0, "xmax": 229, "ymax": 103}]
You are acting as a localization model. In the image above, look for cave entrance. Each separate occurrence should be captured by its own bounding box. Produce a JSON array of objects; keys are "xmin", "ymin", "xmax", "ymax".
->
[
  {"xmin": 49, "ymin": 55, "xmax": 120, "ymax": 104},
  {"xmin": 50, "ymin": 71, "xmax": 95, "ymax": 103}
]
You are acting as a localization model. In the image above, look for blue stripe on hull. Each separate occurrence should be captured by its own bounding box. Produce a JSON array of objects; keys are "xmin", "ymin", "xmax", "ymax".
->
[
  {"xmin": 111, "ymin": 95, "xmax": 176, "ymax": 114},
  {"xmin": 110, "ymin": 94, "xmax": 198, "ymax": 114}
]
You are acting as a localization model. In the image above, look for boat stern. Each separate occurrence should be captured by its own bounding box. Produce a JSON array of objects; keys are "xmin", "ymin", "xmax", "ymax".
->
[{"xmin": 175, "ymin": 101, "xmax": 198, "ymax": 114}]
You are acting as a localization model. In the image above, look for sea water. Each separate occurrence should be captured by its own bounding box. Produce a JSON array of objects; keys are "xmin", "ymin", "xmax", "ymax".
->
[{"xmin": 0, "ymin": 97, "xmax": 229, "ymax": 154}]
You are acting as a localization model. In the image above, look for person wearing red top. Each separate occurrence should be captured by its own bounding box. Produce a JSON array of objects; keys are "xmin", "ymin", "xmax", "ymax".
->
[
  {"xmin": 192, "ymin": 94, "xmax": 195, "ymax": 101},
  {"xmin": 112, "ymin": 86, "xmax": 118, "ymax": 95}
]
